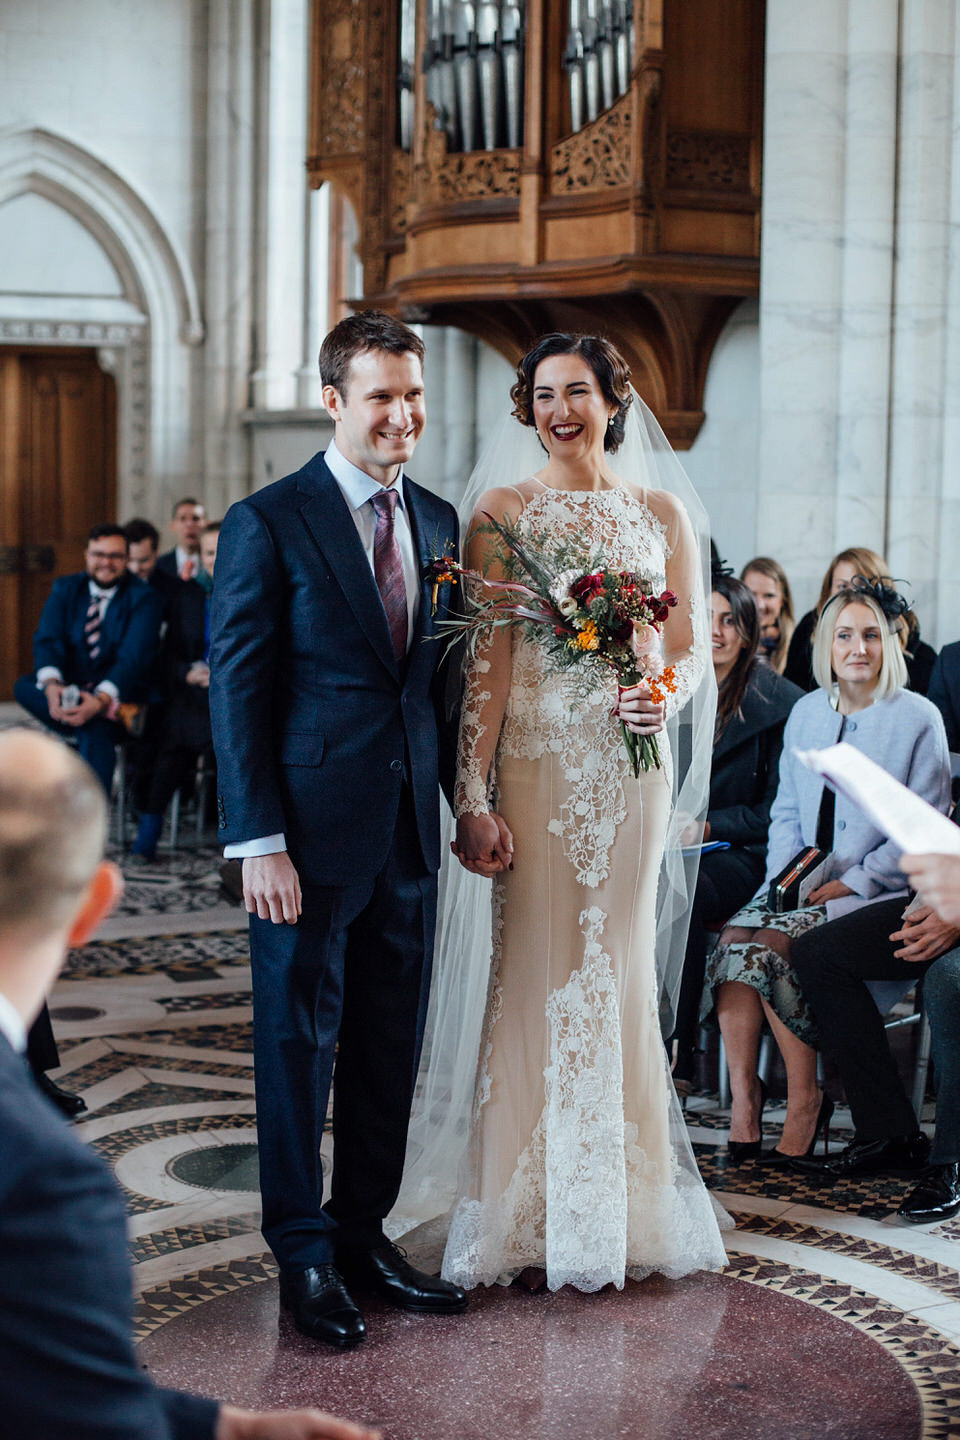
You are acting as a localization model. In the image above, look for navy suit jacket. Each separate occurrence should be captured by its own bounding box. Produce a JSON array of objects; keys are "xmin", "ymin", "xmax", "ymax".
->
[
  {"xmin": 32, "ymin": 570, "xmax": 163, "ymax": 700},
  {"xmin": 156, "ymin": 548, "xmax": 185, "ymax": 580},
  {"xmin": 928, "ymin": 640, "xmax": 960, "ymax": 753},
  {"xmin": 209, "ymin": 451, "xmax": 460, "ymax": 887},
  {"xmin": 0, "ymin": 1032, "xmax": 218, "ymax": 1439},
  {"xmin": 162, "ymin": 580, "xmax": 213, "ymax": 750}
]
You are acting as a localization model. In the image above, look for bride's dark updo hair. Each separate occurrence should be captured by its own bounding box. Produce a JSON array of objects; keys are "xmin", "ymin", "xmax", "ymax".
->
[{"xmin": 510, "ymin": 332, "xmax": 633, "ymax": 454}]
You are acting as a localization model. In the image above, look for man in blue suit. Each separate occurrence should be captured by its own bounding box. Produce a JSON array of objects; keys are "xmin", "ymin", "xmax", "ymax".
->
[
  {"xmin": 210, "ymin": 311, "xmax": 478, "ymax": 1348},
  {"xmin": 14, "ymin": 523, "xmax": 163, "ymax": 795},
  {"xmin": 0, "ymin": 728, "xmax": 378, "ymax": 1440}
]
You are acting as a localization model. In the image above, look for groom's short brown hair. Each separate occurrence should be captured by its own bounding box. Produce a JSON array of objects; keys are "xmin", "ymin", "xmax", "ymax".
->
[{"xmin": 319, "ymin": 310, "xmax": 425, "ymax": 398}]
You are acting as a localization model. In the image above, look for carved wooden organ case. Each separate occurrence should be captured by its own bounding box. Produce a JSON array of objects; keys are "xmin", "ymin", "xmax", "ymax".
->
[{"xmin": 308, "ymin": 1, "xmax": 763, "ymax": 446}]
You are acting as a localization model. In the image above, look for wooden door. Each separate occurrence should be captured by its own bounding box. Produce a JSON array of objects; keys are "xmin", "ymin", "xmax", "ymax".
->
[{"xmin": 0, "ymin": 348, "xmax": 117, "ymax": 699}]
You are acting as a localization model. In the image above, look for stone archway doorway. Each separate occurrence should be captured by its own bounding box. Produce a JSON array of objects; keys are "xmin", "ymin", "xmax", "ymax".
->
[{"xmin": 0, "ymin": 346, "xmax": 117, "ymax": 699}]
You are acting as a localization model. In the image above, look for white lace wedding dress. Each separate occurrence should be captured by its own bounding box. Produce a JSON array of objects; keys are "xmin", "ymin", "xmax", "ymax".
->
[{"xmin": 441, "ymin": 478, "xmax": 729, "ymax": 1292}]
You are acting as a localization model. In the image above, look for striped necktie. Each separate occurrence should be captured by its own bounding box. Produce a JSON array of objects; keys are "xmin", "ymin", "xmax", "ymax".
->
[
  {"xmin": 369, "ymin": 488, "xmax": 408, "ymax": 662},
  {"xmin": 85, "ymin": 593, "xmax": 104, "ymax": 660}
]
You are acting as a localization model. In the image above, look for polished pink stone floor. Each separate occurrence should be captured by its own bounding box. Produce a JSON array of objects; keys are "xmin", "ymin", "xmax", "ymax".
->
[{"xmin": 140, "ymin": 1271, "xmax": 921, "ymax": 1440}]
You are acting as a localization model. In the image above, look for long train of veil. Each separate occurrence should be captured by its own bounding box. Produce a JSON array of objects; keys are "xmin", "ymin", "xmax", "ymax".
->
[{"xmin": 388, "ymin": 389, "xmax": 720, "ymax": 1253}]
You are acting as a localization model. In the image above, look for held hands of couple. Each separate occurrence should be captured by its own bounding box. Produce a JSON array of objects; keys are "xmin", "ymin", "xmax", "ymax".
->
[
  {"xmin": 615, "ymin": 681, "xmax": 665, "ymax": 737},
  {"xmin": 453, "ymin": 811, "xmax": 514, "ymax": 877},
  {"xmin": 217, "ymin": 1403, "xmax": 380, "ymax": 1440},
  {"xmin": 243, "ymin": 853, "xmax": 303, "ymax": 925}
]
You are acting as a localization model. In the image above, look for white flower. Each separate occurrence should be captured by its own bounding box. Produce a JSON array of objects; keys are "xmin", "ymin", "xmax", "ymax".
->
[
  {"xmin": 558, "ymin": 596, "xmax": 578, "ymax": 617},
  {"xmin": 550, "ymin": 569, "xmax": 581, "ymax": 604}
]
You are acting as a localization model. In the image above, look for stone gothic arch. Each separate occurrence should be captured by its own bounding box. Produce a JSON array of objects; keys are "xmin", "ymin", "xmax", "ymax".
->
[{"xmin": 0, "ymin": 126, "xmax": 204, "ymax": 513}]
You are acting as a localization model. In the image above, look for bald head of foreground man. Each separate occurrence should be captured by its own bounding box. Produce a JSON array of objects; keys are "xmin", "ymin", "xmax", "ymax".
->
[{"xmin": 0, "ymin": 728, "xmax": 379, "ymax": 1440}]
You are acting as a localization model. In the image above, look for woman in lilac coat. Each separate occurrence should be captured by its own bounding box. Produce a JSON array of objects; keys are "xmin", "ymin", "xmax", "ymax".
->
[{"xmin": 703, "ymin": 582, "xmax": 950, "ymax": 1166}]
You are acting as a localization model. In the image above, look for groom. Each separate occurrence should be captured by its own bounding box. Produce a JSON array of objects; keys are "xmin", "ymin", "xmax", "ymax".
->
[{"xmin": 210, "ymin": 310, "xmax": 471, "ymax": 1347}]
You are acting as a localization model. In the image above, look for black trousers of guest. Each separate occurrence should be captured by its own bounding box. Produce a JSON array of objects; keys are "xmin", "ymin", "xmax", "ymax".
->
[
  {"xmin": 26, "ymin": 1004, "xmax": 60, "ymax": 1075},
  {"xmin": 791, "ymin": 896, "xmax": 929, "ymax": 1143},
  {"xmin": 249, "ymin": 781, "xmax": 437, "ymax": 1272},
  {"xmin": 672, "ymin": 846, "xmax": 765, "ymax": 1064},
  {"xmin": 144, "ymin": 743, "xmax": 212, "ymax": 816}
]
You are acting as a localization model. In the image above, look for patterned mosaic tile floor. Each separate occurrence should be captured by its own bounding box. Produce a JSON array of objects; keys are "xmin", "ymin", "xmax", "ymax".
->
[{"xmin": 41, "ymin": 848, "xmax": 960, "ymax": 1438}]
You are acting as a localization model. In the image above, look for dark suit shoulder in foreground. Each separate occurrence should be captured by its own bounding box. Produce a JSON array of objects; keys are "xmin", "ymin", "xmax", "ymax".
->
[{"xmin": 0, "ymin": 1035, "xmax": 218, "ymax": 1440}]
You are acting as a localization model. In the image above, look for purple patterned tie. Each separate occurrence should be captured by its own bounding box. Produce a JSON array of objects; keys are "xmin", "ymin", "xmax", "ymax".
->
[
  {"xmin": 370, "ymin": 488, "xmax": 408, "ymax": 661},
  {"xmin": 85, "ymin": 594, "xmax": 103, "ymax": 660}
]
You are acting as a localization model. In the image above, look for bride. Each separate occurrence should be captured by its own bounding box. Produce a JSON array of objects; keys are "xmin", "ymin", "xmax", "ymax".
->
[{"xmin": 391, "ymin": 333, "xmax": 728, "ymax": 1292}]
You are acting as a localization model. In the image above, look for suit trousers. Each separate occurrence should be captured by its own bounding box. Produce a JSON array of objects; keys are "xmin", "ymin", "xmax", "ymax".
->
[
  {"xmin": 14, "ymin": 676, "xmax": 122, "ymax": 796},
  {"xmin": 923, "ymin": 950, "xmax": 960, "ymax": 1164},
  {"xmin": 791, "ymin": 897, "xmax": 929, "ymax": 1143},
  {"xmin": 27, "ymin": 1003, "xmax": 60, "ymax": 1075},
  {"xmin": 249, "ymin": 781, "xmax": 437, "ymax": 1271}
]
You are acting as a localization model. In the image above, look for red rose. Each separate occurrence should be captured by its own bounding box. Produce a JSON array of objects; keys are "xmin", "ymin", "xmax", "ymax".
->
[{"xmin": 571, "ymin": 572, "xmax": 605, "ymax": 601}]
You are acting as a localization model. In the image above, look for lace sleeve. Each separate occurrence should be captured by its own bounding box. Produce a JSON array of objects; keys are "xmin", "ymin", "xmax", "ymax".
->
[
  {"xmin": 655, "ymin": 491, "xmax": 707, "ymax": 719},
  {"xmin": 453, "ymin": 489, "xmax": 523, "ymax": 818}
]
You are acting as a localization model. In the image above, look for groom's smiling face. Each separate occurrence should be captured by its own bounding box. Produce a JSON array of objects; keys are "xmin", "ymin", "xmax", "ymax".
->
[{"xmin": 323, "ymin": 348, "xmax": 426, "ymax": 486}]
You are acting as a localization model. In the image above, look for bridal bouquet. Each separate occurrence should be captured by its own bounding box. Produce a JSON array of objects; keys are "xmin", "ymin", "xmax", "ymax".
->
[{"xmin": 426, "ymin": 514, "xmax": 678, "ymax": 775}]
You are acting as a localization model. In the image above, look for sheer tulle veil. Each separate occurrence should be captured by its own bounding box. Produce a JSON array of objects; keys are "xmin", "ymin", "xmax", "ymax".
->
[{"xmin": 387, "ymin": 387, "xmax": 717, "ymax": 1245}]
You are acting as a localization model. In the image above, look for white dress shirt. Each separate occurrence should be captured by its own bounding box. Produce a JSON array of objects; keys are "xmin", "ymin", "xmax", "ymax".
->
[
  {"xmin": 36, "ymin": 581, "xmax": 121, "ymax": 703},
  {"xmin": 224, "ymin": 439, "xmax": 421, "ymax": 860},
  {"xmin": 0, "ymin": 990, "xmax": 26, "ymax": 1053}
]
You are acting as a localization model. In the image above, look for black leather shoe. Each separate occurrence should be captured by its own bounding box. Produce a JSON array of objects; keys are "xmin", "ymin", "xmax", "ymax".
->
[
  {"xmin": 898, "ymin": 1164, "xmax": 960, "ymax": 1224},
  {"xmin": 338, "ymin": 1241, "xmax": 468, "ymax": 1314},
  {"xmin": 36, "ymin": 1073, "xmax": 87, "ymax": 1119},
  {"xmin": 278, "ymin": 1265, "xmax": 366, "ymax": 1347},
  {"xmin": 791, "ymin": 1131, "xmax": 930, "ymax": 1181}
]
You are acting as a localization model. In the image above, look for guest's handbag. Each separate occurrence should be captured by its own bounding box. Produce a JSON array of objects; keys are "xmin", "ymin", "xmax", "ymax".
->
[
  {"xmin": 767, "ymin": 847, "xmax": 828, "ymax": 913},
  {"xmin": 766, "ymin": 785, "xmax": 835, "ymax": 913}
]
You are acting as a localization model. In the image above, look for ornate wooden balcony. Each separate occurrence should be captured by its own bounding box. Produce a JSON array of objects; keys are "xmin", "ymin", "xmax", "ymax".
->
[{"xmin": 308, "ymin": 1, "xmax": 763, "ymax": 446}]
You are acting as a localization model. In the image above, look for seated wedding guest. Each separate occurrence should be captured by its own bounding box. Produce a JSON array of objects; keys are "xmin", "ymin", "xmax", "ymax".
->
[
  {"xmin": 125, "ymin": 516, "xmax": 181, "ymax": 611},
  {"xmin": 0, "ymin": 728, "xmax": 378, "ymax": 1440},
  {"xmin": 895, "ymin": 853, "xmax": 960, "ymax": 1220},
  {"xmin": 13, "ymin": 524, "xmax": 163, "ymax": 796},
  {"xmin": 741, "ymin": 556, "xmax": 795, "ymax": 675},
  {"xmin": 927, "ymin": 640, "xmax": 960, "ymax": 752},
  {"xmin": 131, "ymin": 523, "xmax": 220, "ymax": 863},
  {"xmin": 702, "ymin": 580, "xmax": 950, "ymax": 1164},
  {"xmin": 784, "ymin": 546, "xmax": 936, "ymax": 694},
  {"xmin": 156, "ymin": 496, "xmax": 206, "ymax": 581},
  {"xmin": 670, "ymin": 573, "xmax": 803, "ymax": 1088},
  {"xmin": 789, "ymin": 893, "xmax": 952, "ymax": 1183}
]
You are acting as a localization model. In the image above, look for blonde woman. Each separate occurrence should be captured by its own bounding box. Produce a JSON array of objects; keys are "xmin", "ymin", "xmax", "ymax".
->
[
  {"xmin": 703, "ymin": 581, "xmax": 950, "ymax": 1166},
  {"xmin": 741, "ymin": 556, "xmax": 795, "ymax": 675}
]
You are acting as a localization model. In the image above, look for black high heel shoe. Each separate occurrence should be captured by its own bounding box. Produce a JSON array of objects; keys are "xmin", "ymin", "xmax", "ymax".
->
[
  {"xmin": 755, "ymin": 1091, "xmax": 834, "ymax": 1168},
  {"xmin": 726, "ymin": 1077, "xmax": 768, "ymax": 1163}
]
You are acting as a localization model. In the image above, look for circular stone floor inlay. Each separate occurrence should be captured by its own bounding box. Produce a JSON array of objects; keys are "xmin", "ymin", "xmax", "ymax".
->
[
  {"xmin": 138, "ymin": 1267, "xmax": 930, "ymax": 1440},
  {"xmin": 166, "ymin": 1143, "xmax": 259, "ymax": 1192},
  {"xmin": 50, "ymin": 1005, "xmax": 106, "ymax": 1021}
]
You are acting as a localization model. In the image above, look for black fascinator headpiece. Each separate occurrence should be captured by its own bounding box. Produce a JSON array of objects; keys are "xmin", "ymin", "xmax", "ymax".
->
[
  {"xmin": 710, "ymin": 548, "xmax": 734, "ymax": 581},
  {"xmin": 847, "ymin": 574, "xmax": 911, "ymax": 628}
]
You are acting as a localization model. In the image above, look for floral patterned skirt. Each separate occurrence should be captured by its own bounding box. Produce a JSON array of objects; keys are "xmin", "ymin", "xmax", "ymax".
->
[{"xmin": 700, "ymin": 898, "xmax": 829, "ymax": 1049}]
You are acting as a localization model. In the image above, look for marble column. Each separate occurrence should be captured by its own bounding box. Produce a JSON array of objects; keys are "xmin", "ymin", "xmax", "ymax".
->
[
  {"xmin": 758, "ymin": 0, "xmax": 899, "ymax": 616},
  {"xmin": 202, "ymin": 0, "xmax": 258, "ymax": 516},
  {"xmin": 885, "ymin": 0, "xmax": 959, "ymax": 644},
  {"xmin": 758, "ymin": 0, "xmax": 960, "ymax": 642},
  {"xmin": 249, "ymin": 0, "xmax": 310, "ymax": 412}
]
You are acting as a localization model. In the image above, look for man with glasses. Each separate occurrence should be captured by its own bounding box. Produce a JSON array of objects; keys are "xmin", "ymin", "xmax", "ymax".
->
[{"xmin": 13, "ymin": 524, "xmax": 163, "ymax": 795}]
